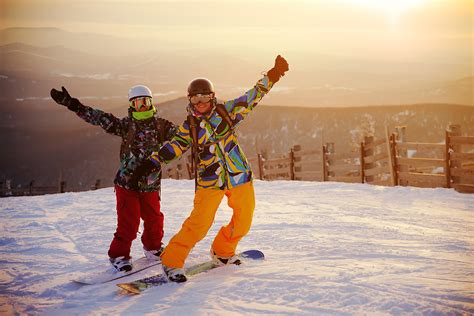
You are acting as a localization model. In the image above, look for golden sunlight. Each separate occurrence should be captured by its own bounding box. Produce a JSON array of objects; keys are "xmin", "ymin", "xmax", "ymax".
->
[
  {"xmin": 341, "ymin": 0, "xmax": 425, "ymax": 12},
  {"xmin": 341, "ymin": 0, "xmax": 426, "ymax": 28}
]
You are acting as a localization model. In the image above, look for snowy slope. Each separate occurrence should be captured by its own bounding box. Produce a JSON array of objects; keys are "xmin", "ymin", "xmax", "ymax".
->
[{"xmin": 1, "ymin": 180, "xmax": 473, "ymax": 315}]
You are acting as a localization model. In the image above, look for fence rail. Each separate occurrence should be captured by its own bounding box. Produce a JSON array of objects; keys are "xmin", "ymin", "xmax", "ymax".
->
[
  {"xmin": 0, "ymin": 179, "xmax": 101, "ymax": 197},
  {"xmin": 254, "ymin": 124, "xmax": 473, "ymax": 194}
]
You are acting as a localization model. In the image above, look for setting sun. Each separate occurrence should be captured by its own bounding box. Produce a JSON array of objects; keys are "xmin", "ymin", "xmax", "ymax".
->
[
  {"xmin": 341, "ymin": 0, "xmax": 425, "ymax": 12},
  {"xmin": 341, "ymin": 0, "xmax": 425, "ymax": 27}
]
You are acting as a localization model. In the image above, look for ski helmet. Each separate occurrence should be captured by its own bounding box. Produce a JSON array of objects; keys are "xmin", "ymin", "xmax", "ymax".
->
[
  {"xmin": 128, "ymin": 85, "xmax": 153, "ymax": 101},
  {"xmin": 187, "ymin": 78, "xmax": 214, "ymax": 96}
]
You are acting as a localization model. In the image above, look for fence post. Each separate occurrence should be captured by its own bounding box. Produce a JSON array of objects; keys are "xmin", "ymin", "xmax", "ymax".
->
[
  {"xmin": 292, "ymin": 145, "xmax": 302, "ymax": 180},
  {"xmin": 326, "ymin": 143, "xmax": 335, "ymax": 179},
  {"xmin": 385, "ymin": 126, "xmax": 396, "ymax": 186},
  {"xmin": 5, "ymin": 180, "xmax": 12, "ymax": 196},
  {"xmin": 60, "ymin": 181, "xmax": 66, "ymax": 193},
  {"xmin": 289, "ymin": 148, "xmax": 295, "ymax": 180},
  {"xmin": 394, "ymin": 126, "xmax": 407, "ymax": 186},
  {"xmin": 389, "ymin": 133, "xmax": 399, "ymax": 185},
  {"xmin": 322, "ymin": 145, "xmax": 328, "ymax": 181},
  {"xmin": 320, "ymin": 132, "xmax": 325, "ymax": 182},
  {"xmin": 445, "ymin": 129, "xmax": 452, "ymax": 188},
  {"xmin": 58, "ymin": 169, "xmax": 63, "ymax": 194},
  {"xmin": 363, "ymin": 136, "xmax": 374, "ymax": 183},
  {"xmin": 29, "ymin": 180, "xmax": 34, "ymax": 195},
  {"xmin": 448, "ymin": 124, "xmax": 462, "ymax": 187},
  {"xmin": 257, "ymin": 153, "xmax": 264, "ymax": 180},
  {"xmin": 360, "ymin": 142, "xmax": 365, "ymax": 183}
]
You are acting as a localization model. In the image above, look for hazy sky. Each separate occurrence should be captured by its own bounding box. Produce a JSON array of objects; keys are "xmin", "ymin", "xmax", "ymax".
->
[{"xmin": 2, "ymin": 0, "xmax": 473, "ymax": 64}]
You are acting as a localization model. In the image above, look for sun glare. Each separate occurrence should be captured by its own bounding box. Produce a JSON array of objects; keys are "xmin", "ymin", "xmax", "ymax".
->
[
  {"xmin": 342, "ymin": 0, "xmax": 424, "ymax": 12},
  {"xmin": 341, "ymin": 0, "xmax": 425, "ymax": 28}
]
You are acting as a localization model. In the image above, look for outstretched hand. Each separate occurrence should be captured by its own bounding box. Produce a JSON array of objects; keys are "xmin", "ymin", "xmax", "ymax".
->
[
  {"xmin": 274, "ymin": 55, "xmax": 289, "ymax": 77},
  {"xmin": 51, "ymin": 86, "xmax": 72, "ymax": 106},
  {"xmin": 50, "ymin": 86, "xmax": 80, "ymax": 111},
  {"xmin": 267, "ymin": 55, "xmax": 289, "ymax": 83}
]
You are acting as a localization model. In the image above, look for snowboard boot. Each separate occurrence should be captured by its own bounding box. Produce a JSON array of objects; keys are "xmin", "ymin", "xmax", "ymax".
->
[
  {"xmin": 144, "ymin": 246, "xmax": 164, "ymax": 261},
  {"xmin": 163, "ymin": 265, "xmax": 187, "ymax": 283},
  {"xmin": 109, "ymin": 256, "xmax": 133, "ymax": 272},
  {"xmin": 210, "ymin": 249, "xmax": 242, "ymax": 266}
]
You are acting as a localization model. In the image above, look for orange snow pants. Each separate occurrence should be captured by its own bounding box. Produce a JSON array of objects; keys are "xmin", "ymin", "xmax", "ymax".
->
[{"xmin": 161, "ymin": 181, "xmax": 255, "ymax": 268}]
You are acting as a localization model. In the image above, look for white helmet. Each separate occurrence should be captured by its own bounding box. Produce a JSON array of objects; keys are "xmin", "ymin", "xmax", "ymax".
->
[{"xmin": 128, "ymin": 85, "xmax": 152, "ymax": 101}]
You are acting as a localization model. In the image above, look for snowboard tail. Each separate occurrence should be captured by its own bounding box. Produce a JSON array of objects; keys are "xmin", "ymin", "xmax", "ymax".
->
[
  {"xmin": 117, "ymin": 249, "xmax": 264, "ymax": 294},
  {"xmin": 72, "ymin": 257, "xmax": 161, "ymax": 285}
]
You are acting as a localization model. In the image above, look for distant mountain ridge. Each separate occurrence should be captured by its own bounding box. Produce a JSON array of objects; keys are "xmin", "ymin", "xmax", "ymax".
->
[
  {"xmin": 1, "ymin": 27, "xmax": 472, "ymax": 107},
  {"xmin": 1, "ymin": 96, "xmax": 473, "ymax": 190},
  {"xmin": 0, "ymin": 27, "xmax": 137, "ymax": 56}
]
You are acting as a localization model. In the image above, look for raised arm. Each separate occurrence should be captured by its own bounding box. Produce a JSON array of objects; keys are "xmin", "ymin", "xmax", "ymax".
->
[
  {"xmin": 224, "ymin": 55, "xmax": 289, "ymax": 124},
  {"xmin": 50, "ymin": 86, "xmax": 125, "ymax": 137}
]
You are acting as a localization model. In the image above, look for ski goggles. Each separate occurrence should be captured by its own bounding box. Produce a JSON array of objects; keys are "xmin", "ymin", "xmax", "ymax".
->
[
  {"xmin": 189, "ymin": 93, "xmax": 214, "ymax": 105},
  {"xmin": 129, "ymin": 97, "xmax": 153, "ymax": 111}
]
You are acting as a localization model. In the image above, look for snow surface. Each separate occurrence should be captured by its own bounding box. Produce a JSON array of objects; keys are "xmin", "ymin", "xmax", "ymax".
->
[{"xmin": 1, "ymin": 179, "xmax": 473, "ymax": 315}]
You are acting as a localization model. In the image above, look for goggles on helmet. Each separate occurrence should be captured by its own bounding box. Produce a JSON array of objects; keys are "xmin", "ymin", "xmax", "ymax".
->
[
  {"xmin": 130, "ymin": 96, "xmax": 153, "ymax": 111},
  {"xmin": 189, "ymin": 93, "xmax": 214, "ymax": 105}
]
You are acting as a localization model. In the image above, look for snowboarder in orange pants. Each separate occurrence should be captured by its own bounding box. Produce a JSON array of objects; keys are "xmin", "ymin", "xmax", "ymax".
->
[{"xmin": 136, "ymin": 55, "xmax": 289, "ymax": 282}]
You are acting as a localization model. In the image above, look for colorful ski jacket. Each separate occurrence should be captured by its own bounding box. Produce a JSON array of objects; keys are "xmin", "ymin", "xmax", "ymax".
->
[
  {"xmin": 150, "ymin": 75, "xmax": 274, "ymax": 190},
  {"xmin": 74, "ymin": 104, "xmax": 175, "ymax": 192}
]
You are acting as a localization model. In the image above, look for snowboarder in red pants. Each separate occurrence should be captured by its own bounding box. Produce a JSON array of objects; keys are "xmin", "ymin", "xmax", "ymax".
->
[{"xmin": 50, "ymin": 85, "xmax": 175, "ymax": 272}]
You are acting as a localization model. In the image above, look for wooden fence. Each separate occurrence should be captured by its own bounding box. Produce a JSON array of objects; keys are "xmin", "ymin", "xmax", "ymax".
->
[
  {"xmin": 256, "ymin": 124, "xmax": 474, "ymax": 193},
  {"xmin": 361, "ymin": 131, "xmax": 396, "ymax": 186},
  {"xmin": 394, "ymin": 126, "xmax": 447, "ymax": 188},
  {"xmin": 5, "ymin": 125, "xmax": 472, "ymax": 197},
  {"xmin": 446, "ymin": 125, "xmax": 474, "ymax": 193},
  {"xmin": 0, "ymin": 179, "xmax": 102, "ymax": 197},
  {"xmin": 294, "ymin": 146, "xmax": 324, "ymax": 181},
  {"xmin": 325, "ymin": 144, "xmax": 361, "ymax": 183}
]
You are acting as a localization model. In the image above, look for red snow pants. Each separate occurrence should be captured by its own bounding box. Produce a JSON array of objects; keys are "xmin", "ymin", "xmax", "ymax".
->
[{"xmin": 108, "ymin": 185, "xmax": 164, "ymax": 259}]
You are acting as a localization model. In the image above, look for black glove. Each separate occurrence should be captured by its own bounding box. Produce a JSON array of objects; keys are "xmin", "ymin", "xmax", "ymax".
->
[
  {"xmin": 50, "ymin": 86, "xmax": 80, "ymax": 112},
  {"xmin": 267, "ymin": 55, "xmax": 289, "ymax": 83},
  {"xmin": 130, "ymin": 159, "xmax": 158, "ymax": 187}
]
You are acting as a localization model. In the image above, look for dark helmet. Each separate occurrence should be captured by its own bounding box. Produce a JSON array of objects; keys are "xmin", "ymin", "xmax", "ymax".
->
[{"xmin": 187, "ymin": 78, "xmax": 214, "ymax": 96}]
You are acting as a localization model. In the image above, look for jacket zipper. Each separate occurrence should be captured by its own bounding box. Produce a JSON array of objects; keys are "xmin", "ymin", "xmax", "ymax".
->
[{"xmin": 202, "ymin": 116, "xmax": 230, "ymax": 189}]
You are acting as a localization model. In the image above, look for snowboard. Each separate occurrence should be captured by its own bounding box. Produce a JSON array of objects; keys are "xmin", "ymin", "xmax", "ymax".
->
[
  {"xmin": 72, "ymin": 256, "xmax": 162, "ymax": 285},
  {"xmin": 117, "ymin": 249, "xmax": 264, "ymax": 294}
]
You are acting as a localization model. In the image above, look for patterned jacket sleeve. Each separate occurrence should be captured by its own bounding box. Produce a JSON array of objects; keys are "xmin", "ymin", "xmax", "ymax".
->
[
  {"xmin": 223, "ymin": 75, "xmax": 274, "ymax": 125},
  {"xmin": 74, "ymin": 102, "xmax": 126, "ymax": 137},
  {"xmin": 154, "ymin": 117, "xmax": 177, "ymax": 145},
  {"xmin": 150, "ymin": 119, "xmax": 192, "ymax": 165},
  {"xmin": 163, "ymin": 118, "xmax": 177, "ymax": 143}
]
